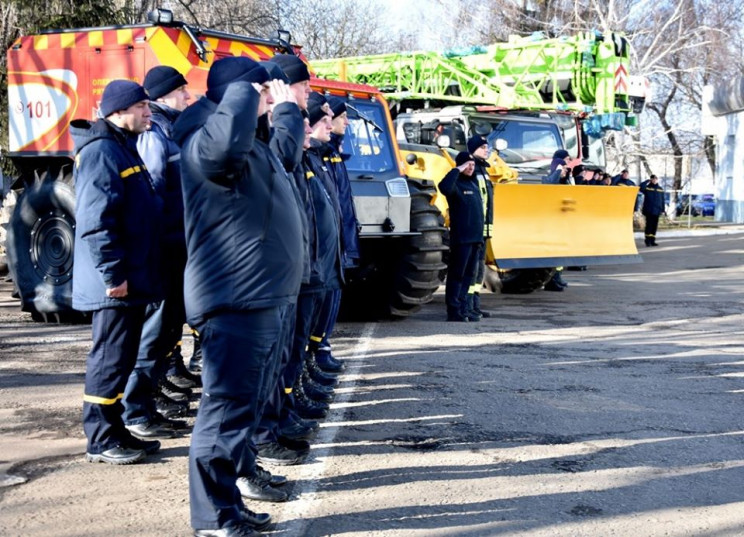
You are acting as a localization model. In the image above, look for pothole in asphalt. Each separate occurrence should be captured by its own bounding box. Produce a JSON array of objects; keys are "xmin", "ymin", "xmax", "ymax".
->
[
  {"xmin": 387, "ymin": 435, "xmax": 443, "ymax": 451},
  {"xmin": 568, "ymin": 504, "xmax": 603, "ymax": 516}
]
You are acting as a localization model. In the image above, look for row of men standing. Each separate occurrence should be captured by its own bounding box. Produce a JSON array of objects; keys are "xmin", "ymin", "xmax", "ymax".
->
[{"xmin": 71, "ymin": 53, "xmax": 360, "ymax": 537}]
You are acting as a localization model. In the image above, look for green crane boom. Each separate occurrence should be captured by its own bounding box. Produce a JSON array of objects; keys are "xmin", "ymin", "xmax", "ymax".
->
[{"xmin": 312, "ymin": 31, "xmax": 643, "ymax": 128}]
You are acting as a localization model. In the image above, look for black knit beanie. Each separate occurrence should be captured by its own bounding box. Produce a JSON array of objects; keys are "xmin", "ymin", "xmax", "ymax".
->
[
  {"xmin": 206, "ymin": 57, "xmax": 270, "ymax": 103},
  {"xmin": 269, "ymin": 54, "xmax": 311, "ymax": 85},
  {"xmin": 143, "ymin": 66, "xmax": 187, "ymax": 100},
  {"xmin": 99, "ymin": 80, "xmax": 149, "ymax": 118}
]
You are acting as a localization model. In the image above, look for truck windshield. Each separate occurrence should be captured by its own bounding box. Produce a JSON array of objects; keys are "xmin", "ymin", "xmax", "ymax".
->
[
  {"xmin": 478, "ymin": 118, "xmax": 563, "ymax": 168},
  {"xmin": 342, "ymin": 100, "xmax": 397, "ymax": 175}
]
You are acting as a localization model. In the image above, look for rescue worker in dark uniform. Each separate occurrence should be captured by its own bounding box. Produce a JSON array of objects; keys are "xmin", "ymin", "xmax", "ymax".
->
[
  {"xmin": 71, "ymin": 80, "xmax": 163, "ymax": 464},
  {"xmin": 173, "ymin": 57, "xmax": 303, "ymax": 537},
  {"xmin": 302, "ymin": 92, "xmax": 344, "ymax": 402},
  {"xmin": 245, "ymin": 61, "xmax": 315, "ymax": 476},
  {"xmin": 439, "ymin": 152, "xmax": 484, "ymax": 322},
  {"xmin": 613, "ymin": 169, "xmax": 635, "ymax": 186},
  {"xmin": 640, "ymin": 174, "xmax": 664, "ymax": 246},
  {"xmin": 254, "ymin": 102, "xmax": 342, "ymax": 467},
  {"xmin": 541, "ymin": 151, "xmax": 570, "ymax": 291},
  {"xmin": 465, "ymin": 135, "xmax": 494, "ymax": 321},
  {"xmin": 122, "ymin": 66, "xmax": 192, "ymax": 440},
  {"xmin": 308, "ymin": 95, "xmax": 361, "ymax": 373}
]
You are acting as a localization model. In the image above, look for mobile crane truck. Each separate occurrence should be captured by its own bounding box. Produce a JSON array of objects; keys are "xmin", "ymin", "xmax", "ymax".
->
[
  {"xmin": 313, "ymin": 31, "xmax": 646, "ymax": 292},
  {"xmin": 4, "ymin": 10, "xmax": 445, "ymax": 321}
]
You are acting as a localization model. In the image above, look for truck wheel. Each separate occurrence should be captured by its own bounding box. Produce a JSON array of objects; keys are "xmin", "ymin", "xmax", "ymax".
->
[
  {"xmin": 388, "ymin": 187, "xmax": 447, "ymax": 317},
  {"xmin": 6, "ymin": 167, "xmax": 86, "ymax": 323},
  {"xmin": 340, "ymin": 186, "xmax": 446, "ymax": 320},
  {"xmin": 485, "ymin": 266, "xmax": 555, "ymax": 294}
]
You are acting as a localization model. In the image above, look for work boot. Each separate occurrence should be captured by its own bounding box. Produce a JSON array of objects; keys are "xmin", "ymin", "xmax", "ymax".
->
[
  {"xmin": 257, "ymin": 442, "xmax": 308, "ymax": 466},
  {"xmin": 122, "ymin": 434, "xmax": 162, "ymax": 455},
  {"xmin": 159, "ymin": 378, "xmax": 191, "ymax": 402},
  {"xmin": 239, "ymin": 505, "xmax": 272, "ymax": 531},
  {"xmin": 294, "ymin": 382, "xmax": 329, "ymax": 420},
  {"xmin": 315, "ymin": 351, "xmax": 345, "ymax": 373},
  {"xmin": 306, "ymin": 357, "xmax": 339, "ymax": 387},
  {"xmin": 168, "ymin": 348, "xmax": 202, "ymax": 388},
  {"xmin": 290, "ymin": 413, "xmax": 319, "ymax": 431},
  {"xmin": 301, "ymin": 373, "xmax": 334, "ymax": 403},
  {"xmin": 85, "ymin": 445, "xmax": 145, "ymax": 465},
  {"xmin": 553, "ymin": 272, "xmax": 568, "ymax": 288},
  {"xmin": 279, "ymin": 421, "xmax": 315, "ymax": 441},
  {"xmin": 544, "ymin": 278, "xmax": 565, "ymax": 292},
  {"xmin": 194, "ymin": 520, "xmax": 260, "ymax": 537},
  {"xmin": 154, "ymin": 393, "xmax": 189, "ymax": 418},
  {"xmin": 465, "ymin": 294, "xmax": 481, "ymax": 322},
  {"xmin": 255, "ymin": 464, "xmax": 288, "ymax": 487},
  {"xmin": 189, "ymin": 331, "xmax": 203, "ymax": 374},
  {"xmin": 236, "ymin": 476, "xmax": 289, "ymax": 502},
  {"xmin": 446, "ymin": 308, "xmax": 469, "ymax": 322},
  {"xmin": 472, "ymin": 293, "xmax": 492, "ymax": 318},
  {"xmin": 126, "ymin": 420, "xmax": 178, "ymax": 439},
  {"xmin": 152, "ymin": 411, "xmax": 191, "ymax": 431}
]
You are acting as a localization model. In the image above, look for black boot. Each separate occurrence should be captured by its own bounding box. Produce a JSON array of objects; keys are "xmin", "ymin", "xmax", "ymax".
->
[
  {"xmin": 465, "ymin": 294, "xmax": 481, "ymax": 322},
  {"xmin": 301, "ymin": 373, "xmax": 334, "ymax": 403},
  {"xmin": 306, "ymin": 355, "xmax": 339, "ymax": 387},
  {"xmin": 472, "ymin": 293, "xmax": 491, "ymax": 318},
  {"xmin": 167, "ymin": 344, "xmax": 202, "ymax": 389},
  {"xmin": 544, "ymin": 272, "xmax": 565, "ymax": 292},
  {"xmin": 189, "ymin": 328, "xmax": 203, "ymax": 373},
  {"xmin": 294, "ymin": 382, "xmax": 329, "ymax": 420}
]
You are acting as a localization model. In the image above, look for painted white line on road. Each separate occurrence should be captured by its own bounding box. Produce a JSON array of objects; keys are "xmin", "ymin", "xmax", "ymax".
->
[{"xmin": 280, "ymin": 322, "xmax": 376, "ymax": 535}]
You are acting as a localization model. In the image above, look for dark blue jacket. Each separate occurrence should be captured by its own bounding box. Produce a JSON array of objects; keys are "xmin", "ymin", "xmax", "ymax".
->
[
  {"xmin": 70, "ymin": 118, "xmax": 163, "ymax": 311},
  {"xmin": 438, "ymin": 168, "xmax": 484, "ymax": 245},
  {"xmin": 136, "ymin": 103, "xmax": 185, "ymax": 253},
  {"xmin": 269, "ymin": 102, "xmax": 311, "ymax": 285},
  {"xmin": 473, "ymin": 157, "xmax": 494, "ymax": 239},
  {"xmin": 613, "ymin": 174, "xmax": 635, "ymax": 187},
  {"xmin": 172, "ymin": 82, "xmax": 304, "ymax": 325},
  {"xmin": 327, "ymin": 132, "xmax": 361, "ymax": 268},
  {"xmin": 640, "ymin": 180, "xmax": 665, "ymax": 216},
  {"xmin": 305, "ymin": 141, "xmax": 343, "ymax": 290}
]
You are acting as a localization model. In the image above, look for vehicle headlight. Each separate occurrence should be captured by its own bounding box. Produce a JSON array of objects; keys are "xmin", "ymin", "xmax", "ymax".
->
[{"xmin": 385, "ymin": 178, "xmax": 410, "ymax": 197}]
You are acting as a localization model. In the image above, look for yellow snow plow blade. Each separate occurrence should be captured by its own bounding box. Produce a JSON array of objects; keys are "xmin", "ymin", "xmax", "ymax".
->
[
  {"xmin": 400, "ymin": 143, "xmax": 641, "ymax": 269},
  {"xmin": 488, "ymin": 184, "xmax": 641, "ymax": 269}
]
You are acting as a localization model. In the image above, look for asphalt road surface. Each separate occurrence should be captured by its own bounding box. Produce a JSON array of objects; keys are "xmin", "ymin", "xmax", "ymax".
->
[{"xmin": 1, "ymin": 231, "xmax": 744, "ymax": 536}]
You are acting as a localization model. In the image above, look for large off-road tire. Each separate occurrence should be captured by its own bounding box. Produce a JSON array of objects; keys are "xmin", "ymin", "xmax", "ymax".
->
[
  {"xmin": 484, "ymin": 265, "xmax": 555, "ymax": 294},
  {"xmin": 388, "ymin": 187, "xmax": 447, "ymax": 317},
  {"xmin": 6, "ymin": 166, "xmax": 87, "ymax": 323},
  {"xmin": 340, "ymin": 185, "xmax": 446, "ymax": 320}
]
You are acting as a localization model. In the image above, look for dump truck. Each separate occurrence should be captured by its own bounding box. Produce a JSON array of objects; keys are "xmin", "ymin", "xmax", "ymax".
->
[
  {"xmin": 4, "ymin": 10, "xmax": 445, "ymax": 321},
  {"xmin": 313, "ymin": 31, "xmax": 645, "ymax": 292}
]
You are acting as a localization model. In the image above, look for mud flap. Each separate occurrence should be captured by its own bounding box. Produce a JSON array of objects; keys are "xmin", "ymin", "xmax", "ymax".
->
[{"xmin": 487, "ymin": 184, "xmax": 641, "ymax": 269}]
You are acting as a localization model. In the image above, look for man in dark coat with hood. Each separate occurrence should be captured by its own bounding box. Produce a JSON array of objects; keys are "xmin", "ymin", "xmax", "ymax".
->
[
  {"xmin": 172, "ymin": 57, "xmax": 304, "ymax": 537},
  {"xmin": 70, "ymin": 79, "xmax": 164, "ymax": 465}
]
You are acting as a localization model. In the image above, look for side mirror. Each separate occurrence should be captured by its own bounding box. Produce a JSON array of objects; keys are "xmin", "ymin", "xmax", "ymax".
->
[
  {"xmin": 494, "ymin": 138, "xmax": 508, "ymax": 151},
  {"xmin": 405, "ymin": 153, "xmax": 417, "ymax": 165},
  {"xmin": 436, "ymin": 135, "xmax": 451, "ymax": 148}
]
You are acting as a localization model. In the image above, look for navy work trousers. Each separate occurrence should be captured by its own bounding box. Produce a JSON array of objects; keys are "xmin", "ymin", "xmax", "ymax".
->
[
  {"xmin": 189, "ymin": 306, "xmax": 288, "ymax": 531},
  {"xmin": 472, "ymin": 240, "xmax": 486, "ymax": 287},
  {"xmin": 313, "ymin": 288, "xmax": 342, "ymax": 357},
  {"xmin": 445, "ymin": 242, "xmax": 480, "ymax": 316},
  {"xmin": 83, "ymin": 305, "xmax": 147, "ymax": 454},
  {"xmin": 252, "ymin": 302, "xmax": 297, "ymax": 446},
  {"xmin": 122, "ymin": 249, "xmax": 186, "ymax": 425}
]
